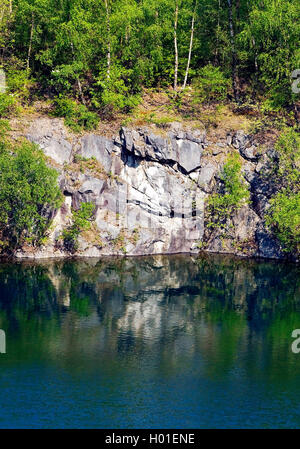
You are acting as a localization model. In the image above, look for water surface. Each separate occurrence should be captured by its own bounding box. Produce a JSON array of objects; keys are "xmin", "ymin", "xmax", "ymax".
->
[{"xmin": 0, "ymin": 254, "xmax": 299, "ymax": 428}]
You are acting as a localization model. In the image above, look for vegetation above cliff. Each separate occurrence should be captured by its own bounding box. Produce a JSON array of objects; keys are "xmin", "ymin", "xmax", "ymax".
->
[{"xmin": 0, "ymin": 0, "xmax": 299, "ymax": 120}]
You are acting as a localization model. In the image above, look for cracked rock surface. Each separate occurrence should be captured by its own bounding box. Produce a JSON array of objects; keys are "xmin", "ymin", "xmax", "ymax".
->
[{"xmin": 19, "ymin": 119, "xmax": 288, "ymax": 260}]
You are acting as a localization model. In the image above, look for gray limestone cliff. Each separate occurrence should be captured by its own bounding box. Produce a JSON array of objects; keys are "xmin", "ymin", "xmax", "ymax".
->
[{"xmin": 14, "ymin": 117, "xmax": 290, "ymax": 260}]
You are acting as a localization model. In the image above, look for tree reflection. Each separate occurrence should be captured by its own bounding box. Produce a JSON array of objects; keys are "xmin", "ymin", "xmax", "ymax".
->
[{"xmin": 0, "ymin": 255, "xmax": 299, "ymax": 380}]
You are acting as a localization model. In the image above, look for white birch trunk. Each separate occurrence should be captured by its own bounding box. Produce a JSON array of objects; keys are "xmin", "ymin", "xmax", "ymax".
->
[
  {"xmin": 174, "ymin": 0, "xmax": 179, "ymax": 92},
  {"xmin": 182, "ymin": 2, "xmax": 196, "ymax": 90},
  {"xmin": 26, "ymin": 12, "xmax": 34, "ymax": 71},
  {"xmin": 104, "ymin": 0, "xmax": 111, "ymax": 80}
]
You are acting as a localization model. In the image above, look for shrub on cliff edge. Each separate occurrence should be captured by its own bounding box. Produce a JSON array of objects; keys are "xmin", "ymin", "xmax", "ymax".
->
[
  {"xmin": 206, "ymin": 152, "xmax": 250, "ymax": 229},
  {"xmin": 266, "ymin": 190, "xmax": 300, "ymax": 253},
  {"xmin": 0, "ymin": 141, "xmax": 62, "ymax": 250},
  {"xmin": 266, "ymin": 129, "xmax": 300, "ymax": 254}
]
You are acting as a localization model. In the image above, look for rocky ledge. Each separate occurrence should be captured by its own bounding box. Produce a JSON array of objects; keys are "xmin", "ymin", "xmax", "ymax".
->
[{"xmin": 14, "ymin": 117, "xmax": 291, "ymax": 260}]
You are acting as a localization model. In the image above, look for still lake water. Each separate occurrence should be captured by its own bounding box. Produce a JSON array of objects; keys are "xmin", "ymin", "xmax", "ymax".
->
[{"xmin": 0, "ymin": 254, "xmax": 299, "ymax": 429}]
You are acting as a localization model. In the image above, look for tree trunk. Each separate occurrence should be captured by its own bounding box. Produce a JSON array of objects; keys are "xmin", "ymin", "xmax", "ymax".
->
[
  {"xmin": 26, "ymin": 12, "xmax": 34, "ymax": 71},
  {"xmin": 77, "ymin": 78, "xmax": 86, "ymax": 105},
  {"xmin": 214, "ymin": 0, "xmax": 221, "ymax": 64},
  {"xmin": 227, "ymin": 0, "xmax": 239, "ymax": 102},
  {"xmin": 182, "ymin": 1, "xmax": 196, "ymax": 90},
  {"xmin": 70, "ymin": 42, "xmax": 86, "ymax": 105},
  {"xmin": 252, "ymin": 37, "xmax": 258, "ymax": 73},
  {"xmin": 173, "ymin": 0, "xmax": 179, "ymax": 92},
  {"xmin": 236, "ymin": 0, "xmax": 240, "ymax": 29},
  {"xmin": 104, "ymin": 0, "xmax": 111, "ymax": 80}
]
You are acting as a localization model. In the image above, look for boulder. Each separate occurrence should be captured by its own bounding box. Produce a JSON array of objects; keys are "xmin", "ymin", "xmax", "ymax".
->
[
  {"xmin": 231, "ymin": 130, "xmax": 250, "ymax": 149},
  {"xmin": 240, "ymin": 145, "xmax": 259, "ymax": 161},
  {"xmin": 198, "ymin": 163, "xmax": 217, "ymax": 192},
  {"xmin": 172, "ymin": 138, "xmax": 203, "ymax": 173},
  {"xmin": 27, "ymin": 117, "xmax": 72, "ymax": 165},
  {"xmin": 80, "ymin": 135, "xmax": 114, "ymax": 172}
]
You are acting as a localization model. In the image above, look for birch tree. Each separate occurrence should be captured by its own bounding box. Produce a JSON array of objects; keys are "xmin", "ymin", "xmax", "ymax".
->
[
  {"xmin": 226, "ymin": 0, "xmax": 239, "ymax": 102},
  {"xmin": 104, "ymin": 0, "xmax": 111, "ymax": 79},
  {"xmin": 182, "ymin": 0, "xmax": 197, "ymax": 90},
  {"xmin": 173, "ymin": 0, "xmax": 179, "ymax": 91},
  {"xmin": 26, "ymin": 11, "xmax": 34, "ymax": 70}
]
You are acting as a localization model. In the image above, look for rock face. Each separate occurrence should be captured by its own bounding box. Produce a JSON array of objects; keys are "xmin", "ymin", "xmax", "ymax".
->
[
  {"xmin": 120, "ymin": 125, "xmax": 204, "ymax": 173},
  {"xmin": 17, "ymin": 119, "xmax": 290, "ymax": 260},
  {"xmin": 27, "ymin": 117, "xmax": 73, "ymax": 165},
  {"xmin": 79, "ymin": 135, "xmax": 114, "ymax": 172}
]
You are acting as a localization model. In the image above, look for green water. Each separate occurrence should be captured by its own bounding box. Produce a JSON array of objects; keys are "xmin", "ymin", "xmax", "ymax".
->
[{"xmin": 0, "ymin": 254, "xmax": 299, "ymax": 428}]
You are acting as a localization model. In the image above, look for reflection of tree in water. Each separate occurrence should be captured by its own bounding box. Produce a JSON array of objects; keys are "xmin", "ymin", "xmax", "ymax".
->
[{"xmin": 0, "ymin": 255, "xmax": 299, "ymax": 378}]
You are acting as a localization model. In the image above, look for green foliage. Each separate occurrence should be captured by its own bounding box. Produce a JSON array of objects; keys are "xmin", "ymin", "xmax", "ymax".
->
[
  {"xmin": 50, "ymin": 64, "xmax": 84, "ymax": 94},
  {"xmin": 207, "ymin": 153, "xmax": 250, "ymax": 228},
  {"xmin": 53, "ymin": 97, "xmax": 99, "ymax": 132},
  {"xmin": 0, "ymin": 66, "xmax": 32, "ymax": 118},
  {"xmin": 239, "ymin": 0, "xmax": 299, "ymax": 108},
  {"xmin": 266, "ymin": 129, "xmax": 300, "ymax": 253},
  {"xmin": 0, "ymin": 120, "xmax": 10, "ymax": 142},
  {"xmin": 6, "ymin": 67, "xmax": 32, "ymax": 100},
  {"xmin": 0, "ymin": 140, "xmax": 62, "ymax": 249},
  {"xmin": 1, "ymin": 0, "xmax": 298, "ymax": 112},
  {"xmin": 193, "ymin": 65, "xmax": 230, "ymax": 103},
  {"xmin": 266, "ymin": 191, "xmax": 300, "ymax": 253},
  {"xmin": 141, "ymin": 112, "xmax": 175, "ymax": 127},
  {"xmin": 62, "ymin": 202, "xmax": 95, "ymax": 252},
  {"xmin": 273, "ymin": 128, "xmax": 300, "ymax": 190},
  {"xmin": 94, "ymin": 65, "xmax": 141, "ymax": 114},
  {"xmin": 0, "ymin": 2, "xmax": 12, "ymax": 50},
  {"xmin": 70, "ymin": 293, "xmax": 91, "ymax": 317},
  {"xmin": 0, "ymin": 93, "xmax": 18, "ymax": 118}
]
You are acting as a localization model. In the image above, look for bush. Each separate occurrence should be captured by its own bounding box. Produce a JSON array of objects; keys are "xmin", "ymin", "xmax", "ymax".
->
[
  {"xmin": 50, "ymin": 63, "xmax": 83, "ymax": 94},
  {"xmin": 0, "ymin": 66, "xmax": 32, "ymax": 118},
  {"xmin": 53, "ymin": 97, "xmax": 99, "ymax": 132},
  {"xmin": 0, "ymin": 120, "xmax": 10, "ymax": 143},
  {"xmin": 266, "ymin": 190, "xmax": 300, "ymax": 253},
  {"xmin": 207, "ymin": 153, "xmax": 250, "ymax": 227},
  {"xmin": 0, "ymin": 93, "xmax": 18, "ymax": 117},
  {"xmin": 6, "ymin": 68, "xmax": 32, "ymax": 100},
  {"xmin": 273, "ymin": 128, "xmax": 300, "ymax": 190},
  {"xmin": 0, "ymin": 141, "xmax": 62, "ymax": 249},
  {"xmin": 94, "ymin": 65, "xmax": 140, "ymax": 114},
  {"xmin": 265, "ymin": 129, "xmax": 300, "ymax": 253},
  {"xmin": 62, "ymin": 202, "xmax": 95, "ymax": 252},
  {"xmin": 193, "ymin": 65, "xmax": 230, "ymax": 104}
]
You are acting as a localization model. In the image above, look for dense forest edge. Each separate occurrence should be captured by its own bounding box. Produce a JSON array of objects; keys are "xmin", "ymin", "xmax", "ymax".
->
[{"xmin": 0, "ymin": 0, "xmax": 299, "ymax": 260}]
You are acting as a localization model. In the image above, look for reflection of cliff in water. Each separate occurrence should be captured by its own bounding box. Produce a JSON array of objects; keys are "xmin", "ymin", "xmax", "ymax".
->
[{"xmin": 0, "ymin": 254, "xmax": 299, "ymax": 379}]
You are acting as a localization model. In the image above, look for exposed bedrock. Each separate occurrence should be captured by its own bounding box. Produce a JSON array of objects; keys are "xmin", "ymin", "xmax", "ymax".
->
[{"xmin": 20, "ymin": 119, "xmax": 285, "ymax": 260}]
